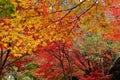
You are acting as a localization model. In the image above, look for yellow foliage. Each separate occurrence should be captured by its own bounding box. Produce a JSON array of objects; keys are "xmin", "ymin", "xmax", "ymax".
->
[{"xmin": 0, "ymin": 0, "xmax": 113, "ymax": 57}]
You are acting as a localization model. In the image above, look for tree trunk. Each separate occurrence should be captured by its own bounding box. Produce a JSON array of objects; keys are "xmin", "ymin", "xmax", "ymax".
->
[{"xmin": 60, "ymin": 60, "xmax": 67, "ymax": 80}]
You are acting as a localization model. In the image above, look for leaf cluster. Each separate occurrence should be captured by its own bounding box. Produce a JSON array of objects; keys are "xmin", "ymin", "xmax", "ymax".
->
[{"xmin": 0, "ymin": 0, "xmax": 15, "ymax": 17}]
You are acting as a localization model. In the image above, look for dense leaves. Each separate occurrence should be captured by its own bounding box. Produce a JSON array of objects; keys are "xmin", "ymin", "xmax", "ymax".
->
[
  {"xmin": 0, "ymin": 0, "xmax": 15, "ymax": 17},
  {"xmin": 0, "ymin": 0, "xmax": 120, "ymax": 80}
]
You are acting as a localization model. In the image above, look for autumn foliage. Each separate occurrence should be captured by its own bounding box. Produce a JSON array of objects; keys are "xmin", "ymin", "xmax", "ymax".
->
[{"xmin": 0, "ymin": 0, "xmax": 120, "ymax": 80}]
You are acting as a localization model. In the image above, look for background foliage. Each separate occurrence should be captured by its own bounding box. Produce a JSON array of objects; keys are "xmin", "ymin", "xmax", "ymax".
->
[{"xmin": 0, "ymin": 0, "xmax": 120, "ymax": 80}]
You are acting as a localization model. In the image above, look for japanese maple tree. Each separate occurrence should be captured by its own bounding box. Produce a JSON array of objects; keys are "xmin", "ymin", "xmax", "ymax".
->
[{"xmin": 0, "ymin": 0, "xmax": 119, "ymax": 80}]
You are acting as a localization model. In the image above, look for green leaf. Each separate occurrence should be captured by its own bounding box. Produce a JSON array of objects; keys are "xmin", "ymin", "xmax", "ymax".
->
[
  {"xmin": 26, "ymin": 63, "xmax": 39, "ymax": 71},
  {"xmin": 0, "ymin": 0, "xmax": 16, "ymax": 17}
]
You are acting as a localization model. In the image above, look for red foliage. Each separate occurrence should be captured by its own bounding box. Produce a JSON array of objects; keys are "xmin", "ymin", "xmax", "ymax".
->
[
  {"xmin": 103, "ymin": 3, "xmax": 120, "ymax": 41},
  {"xmin": 34, "ymin": 41, "xmax": 74, "ymax": 79},
  {"xmin": 34, "ymin": 41, "xmax": 112, "ymax": 80},
  {"xmin": 110, "ymin": 6, "xmax": 120, "ymax": 17},
  {"xmin": 81, "ymin": 70, "xmax": 112, "ymax": 80},
  {"xmin": 103, "ymin": 33, "xmax": 120, "ymax": 41},
  {"xmin": 72, "ymin": 49, "xmax": 113, "ymax": 80},
  {"xmin": 10, "ymin": 55, "xmax": 33, "ymax": 71}
]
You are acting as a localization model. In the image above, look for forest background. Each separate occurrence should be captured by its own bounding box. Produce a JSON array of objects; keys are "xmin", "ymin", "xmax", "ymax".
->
[{"xmin": 0, "ymin": 0, "xmax": 120, "ymax": 80}]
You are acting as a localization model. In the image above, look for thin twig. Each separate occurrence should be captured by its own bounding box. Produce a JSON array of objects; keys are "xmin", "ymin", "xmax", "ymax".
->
[{"xmin": 50, "ymin": 0, "xmax": 86, "ymax": 14}]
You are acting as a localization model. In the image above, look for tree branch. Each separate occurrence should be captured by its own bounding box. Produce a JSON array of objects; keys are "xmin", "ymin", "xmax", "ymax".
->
[
  {"xmin": 52, "ymin": 0, "xmax": 86, "ymax": 22},
  {"xmin": 2, "ymin": 49, "xmax": 11, "ymax": 67},
  {"xmin": 73, "ymin": 1, "xmax": 96, "ymax": 22},
  {"xmin": 4, "ymin": 54, "xmax": 28, "ymax": 67},
  {"xmin": 0, "ymin": 48, "xmax": 3, "ymax": 65}
]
